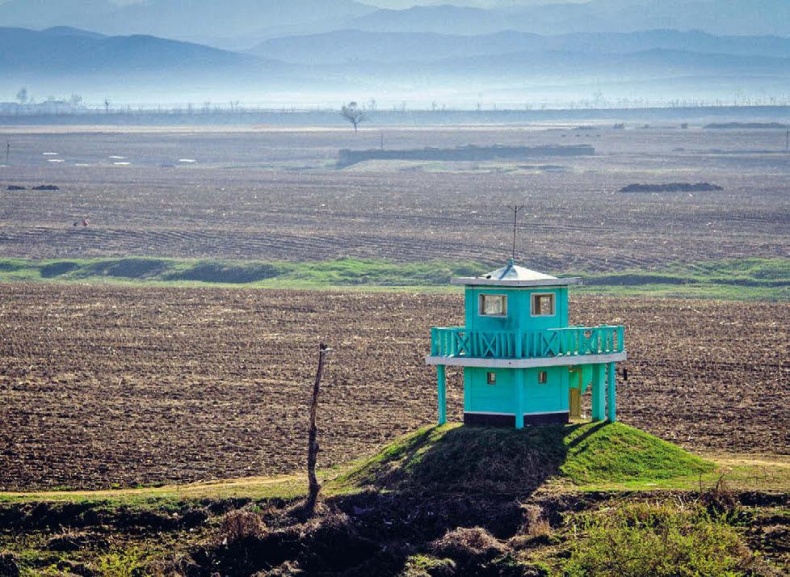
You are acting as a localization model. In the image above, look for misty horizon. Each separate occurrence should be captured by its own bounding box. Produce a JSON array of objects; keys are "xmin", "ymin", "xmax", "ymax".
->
[{"xmin": 0, "ymin": 0, "xmax": 788, "ymax": 110}]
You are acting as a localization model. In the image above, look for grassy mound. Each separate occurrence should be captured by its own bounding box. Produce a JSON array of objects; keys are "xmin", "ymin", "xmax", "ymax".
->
[{"xmin": 336, "ymin": 422, "xmax": 714, "ymax": 496}]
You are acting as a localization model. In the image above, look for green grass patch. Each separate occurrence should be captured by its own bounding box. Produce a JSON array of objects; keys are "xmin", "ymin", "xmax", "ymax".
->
[
  {"xmin": 0, "ymin": 474, "xmax": 309, "ymax": 506},
  {"xmin": 256, "ymin": 257, "xmax": 484, "ymax": 287},
  {"xmin": 0, "ymin": 257, "xmax": 486, "ymax": 289},
  {"xmin": 0, "ymin": 256, "xmax": 786, "ymax": 299},
  {"xmin": 560, "ymin": 422, "xmax": 714, "ymax": 485},
  {"xmin": 0, "ymin": 258, "xmax": 29, "ymax": 272},
  {"xmin": 579, "ymin": 257, "xmax": 789, "ymax": 300}
]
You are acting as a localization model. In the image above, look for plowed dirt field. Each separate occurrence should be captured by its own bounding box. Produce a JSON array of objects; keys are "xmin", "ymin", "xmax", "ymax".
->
[
  {"xmin": 1, "ymin": 125, "xmax": 788, "ymax": 272},
  {"xmin": 0, "ymin": 284, "xmax": 786, "ymax": 491}
]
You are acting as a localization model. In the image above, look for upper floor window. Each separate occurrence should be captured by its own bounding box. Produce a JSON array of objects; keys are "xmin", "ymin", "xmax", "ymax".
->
[
  {"xmin": 479, "ymin": 294, "xmax": 507, "ymax": 316},
  {"xmin": 532, "ymin": 293, "xmax": 555, "ymax": 316}
]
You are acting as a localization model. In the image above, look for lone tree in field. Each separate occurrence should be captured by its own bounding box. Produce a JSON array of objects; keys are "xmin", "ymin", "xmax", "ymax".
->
[
  {"xmin": 16, "ymin": 87, "xmax": 29, "ymax": 105},
  {"xmin": 341, "ymin": 101, "xmax": 365, "ymax": 132}
]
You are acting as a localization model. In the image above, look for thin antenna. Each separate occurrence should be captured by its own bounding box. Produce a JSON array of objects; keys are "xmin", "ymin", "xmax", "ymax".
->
[{"xmin": 509, "ymin": 205, "xmax": 524, "ymax": 262}]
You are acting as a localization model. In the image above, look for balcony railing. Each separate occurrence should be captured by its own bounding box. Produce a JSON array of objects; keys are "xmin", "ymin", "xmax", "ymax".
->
[{"xmin": 430, "ymin": 325, "xmax": 624, "ymax": 359}]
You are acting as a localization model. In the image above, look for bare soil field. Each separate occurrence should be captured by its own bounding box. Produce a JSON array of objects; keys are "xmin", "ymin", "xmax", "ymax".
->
[
  {"xmin": 0, "ymin": 125, "xmax": 788, "ymax": 272},
  {"xmin": 0, "ymin": 284, "xmax": 786, "ymax": 491}
]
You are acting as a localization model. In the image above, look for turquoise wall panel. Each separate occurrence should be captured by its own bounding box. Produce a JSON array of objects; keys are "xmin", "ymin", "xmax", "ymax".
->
[
  {"xmin": 466, "ymin": 366, "xmax": 571, "ymax": 415},
  {"xmin": 466, "ymin": 367, "xmax": 516, "ymax": 414},
  {"xmin": 524, "ymin": 366, "xmax": 567, "ymax": 413}
]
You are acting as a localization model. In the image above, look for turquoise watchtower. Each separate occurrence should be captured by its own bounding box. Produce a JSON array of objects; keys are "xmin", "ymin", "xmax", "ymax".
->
[{"xmin": 426, "ymin": 260, "xmax": 626, "ymax": 428}]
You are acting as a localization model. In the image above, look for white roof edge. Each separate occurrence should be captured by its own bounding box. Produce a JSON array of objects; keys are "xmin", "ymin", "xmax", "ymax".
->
[
  {"xmin": 451, "ymin": 276, "xmax": 581, "ymax": 287},
  {"xmin": 426, "ymin": 351, "xmax": 626, "ymax": 367}
]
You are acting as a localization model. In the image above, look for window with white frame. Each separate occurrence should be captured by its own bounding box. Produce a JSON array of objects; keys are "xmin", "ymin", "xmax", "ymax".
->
[
  {"xmin": 479, "ymin": 294, "xmax": 507, "ymax": 316},
  {"xmin": 486, "ymin": 372, "xmax": 496, "ymax": 385},
  {"xmin": 531, "ymin": 293, "xmax": 555, "ymax": 316},
  {"xmin": 537, "ymin": 370, "xmax": 548, "ymax": 384}
]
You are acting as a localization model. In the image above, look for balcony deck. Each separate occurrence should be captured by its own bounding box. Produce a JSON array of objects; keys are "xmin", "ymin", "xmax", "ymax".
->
[{"xmin": 426, "ymin": 325, "xmax": 626, "ymax": 368}]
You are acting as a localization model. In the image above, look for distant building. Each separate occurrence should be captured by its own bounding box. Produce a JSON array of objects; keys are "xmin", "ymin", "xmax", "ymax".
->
[{"xmin": 426, "ymin": 260, "xmax": 626, "ymax": 428}]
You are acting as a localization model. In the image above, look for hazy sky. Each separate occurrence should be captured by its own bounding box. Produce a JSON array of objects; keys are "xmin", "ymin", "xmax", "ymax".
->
[{"xmin": 365, "ymin": 1, "xmax": 592, "ymax": 7}]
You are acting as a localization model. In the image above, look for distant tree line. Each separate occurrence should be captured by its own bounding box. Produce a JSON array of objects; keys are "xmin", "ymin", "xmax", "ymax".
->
[
  {"xmin": 0, "ymin": 87, "xmax": 85, "ymax": 114},
  {"xmin": 4, "ymin": 86, "xmax": 790, "ymax": 117}
]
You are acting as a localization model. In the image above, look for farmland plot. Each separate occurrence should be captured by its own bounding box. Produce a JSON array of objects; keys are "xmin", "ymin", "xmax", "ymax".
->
[
  {"xmin": 0, "ymin": 284, "xmax": 786, "ymax": 491},
  {"xmin": 0, "ymin": 125, "xmax": 787, "ymax": 273}
]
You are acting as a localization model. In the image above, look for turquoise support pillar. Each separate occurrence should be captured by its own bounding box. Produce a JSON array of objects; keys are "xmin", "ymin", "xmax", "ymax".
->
[
  {"xmin": 515, "ymin": 370, "xmax": 525, "ymax": 429},
  {"xmin": 591, "ymin": 364, "xmax": 606, "ymax": 421},
  {"xmin": 463, "ymin": 367, "xmax": 472, "ymax": 413},
  {"xmin": 607, "ymin": 362, "xmax": 617, "ymax": 422},
  {"xmin": 437, "ymin": 365, "xmax": 447, "ymax": 425}
]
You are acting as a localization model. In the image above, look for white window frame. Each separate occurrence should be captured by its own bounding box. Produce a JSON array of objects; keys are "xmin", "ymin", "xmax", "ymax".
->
[
  {"xmin": 531, "ymin": 293, "xmax": 556, "ymax": 317},
  {"xmin": 486, "ymin": 372, "xmax": 497, "ymax": 385},
  {"xmin": 479, "ymin": 293, "xmax": 507, "ymax": 317}
]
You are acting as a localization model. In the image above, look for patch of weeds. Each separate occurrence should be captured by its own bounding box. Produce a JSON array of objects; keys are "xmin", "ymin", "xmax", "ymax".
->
[
  {"xmin": 400, "ymin": 553, "xmax": 456, "ymax": 577},
  {"xmin": 218, "ymin": 508, "xmax": 267, "ymax": 544},
  {"xmin": 510, "ymin": 504, "xmax": 556, "ymax": 549},
  {"xmin": 96, "ymin": 546, "xmax": 149, "ymax": 577},
  {"xmin": 431, "ymin": 526, "xmax": 506, "ymax": 566},
  {"xmin": 46, "ymin": 529, "xmax": 107, "ymax": 552},
  {"xmin": 699, "ymin": 475, "xmax": 744, "ymax": 522},
  {"xmin": 563, "ymin": 501, "xmax": 760, "ymax": 577}
]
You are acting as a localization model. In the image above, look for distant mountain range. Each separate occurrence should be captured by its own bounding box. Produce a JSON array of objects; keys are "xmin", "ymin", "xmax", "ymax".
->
[
  {"xmin": 0, "ymin": 0, "xmax": 788, "ymax": 46},
  {"xmin": 0, "ymin": 0, "xmax": 788, "ymax": 108},
  {"xmin": 0, "ymin": 27, "xmax": 266, "ymax": 73},
  {"xmin": 0, "ymin": 0, "xmax": 374, "ymax": 49},
  {"xmin": 392, "ymin": 0, "xmax": 790, "ymax": 37},
  {"xmin": 249, "ymin": 29, "xmax": 790, "ymax": 64}
]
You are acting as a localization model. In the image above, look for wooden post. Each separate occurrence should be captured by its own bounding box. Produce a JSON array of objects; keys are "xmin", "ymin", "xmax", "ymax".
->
[{"xmin": 305, "ymin": 342, "xmax": 330, "ymax": 516}]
